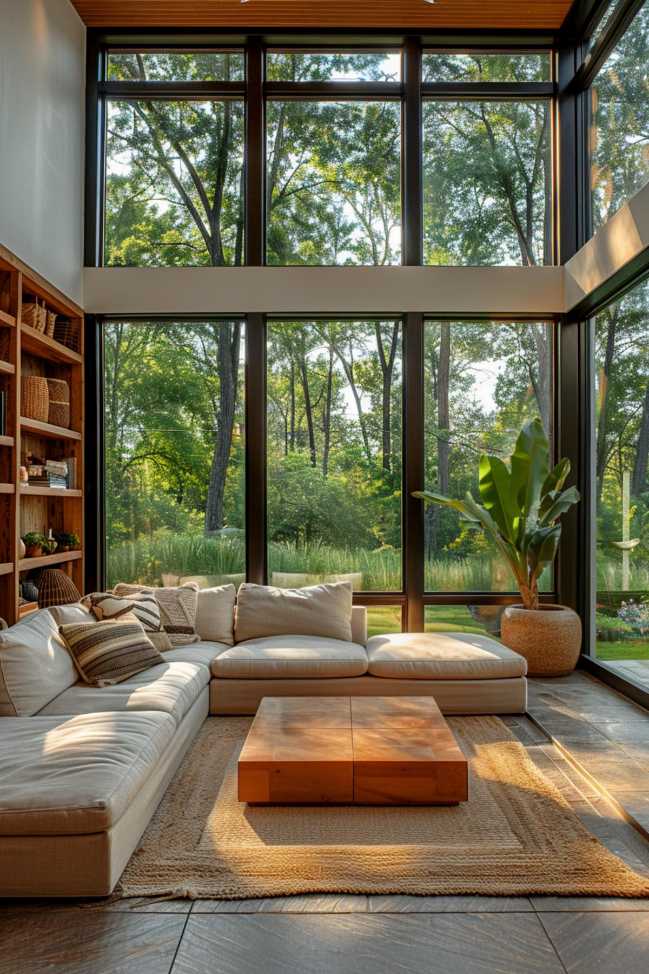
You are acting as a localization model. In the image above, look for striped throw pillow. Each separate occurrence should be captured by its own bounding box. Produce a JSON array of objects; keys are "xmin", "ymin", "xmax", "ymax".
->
[
  {"xmin": 85, "ymin": 592, "xmax": 161, "ymax": 630},
  {"xmin": 59, "ymin": 620, "xmax": 164, "ymax": 686}
]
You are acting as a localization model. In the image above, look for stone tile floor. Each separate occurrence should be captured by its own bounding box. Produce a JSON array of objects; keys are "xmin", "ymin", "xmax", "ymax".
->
[{"xmin": 1, "ymin": 671, "xmax": 648, "ymax": 974}]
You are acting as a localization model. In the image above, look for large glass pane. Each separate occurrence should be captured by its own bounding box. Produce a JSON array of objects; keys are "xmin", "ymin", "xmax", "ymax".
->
[
  {"xmin": 594, "ymin": 277, "xmax": 649, "ymax": 676},
  {"xmin": 423, "ymin": 52, "xmax": 550, "ymax": 83},
  {"xmin": 107, "ymin": 50, "xmax": 245, "ymax": 82},
  {"xmin": 266, "ymin": 320, "xmax": 402, "ymax": 590},
  {"xmin": 591, "ymin": 1, "xmax": 649, "ymax": 231},
  {"xmin": 104, "ymin": 320, "xmax": 246, "ymax": 589},
  {"xmin": 267, "ymin": 51, "xmax": 401, "ymax": 82},
  {"xmin": 425, "ymin": 604, "xmax": 501, "ymax": 637},
  {"xmin": 424, "ymin": 320, "xmax": 554, "ymax": 592},
  {"xmin": 423, "ymin": 100, "xmax": 552, "ymax": 266},
  {"xmin": 105, "ymin": 99, "xmax": 244, "ymax": 266},
  {"xmin": 266, "ymin": 101, "xmax": 401, "ymax": 264}
]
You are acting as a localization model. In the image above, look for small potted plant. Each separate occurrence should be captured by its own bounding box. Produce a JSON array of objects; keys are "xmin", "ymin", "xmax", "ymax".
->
[
  {"xmin": 22, "ymin": 532, "xmax": 47, "ymax": 558},
  {"xmin": 414, "ymin": 418, "xmax": 582, "ymax": 676},
  {"xmin": 54, "ymin": 531, "xmax": 80, "ymax": 552}
]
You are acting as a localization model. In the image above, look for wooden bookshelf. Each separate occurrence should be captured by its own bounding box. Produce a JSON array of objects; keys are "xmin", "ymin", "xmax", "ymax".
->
[{"xmin": 0, "ymin": 244, "xmax": 84, "ymax": 625}]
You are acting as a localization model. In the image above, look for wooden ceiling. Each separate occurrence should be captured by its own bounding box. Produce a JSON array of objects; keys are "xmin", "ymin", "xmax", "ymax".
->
[{"xmin": 70, "ymin": 1, "xmax": 574, "ymax": 31}]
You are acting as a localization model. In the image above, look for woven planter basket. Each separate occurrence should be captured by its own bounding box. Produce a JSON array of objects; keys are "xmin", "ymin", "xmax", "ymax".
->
[
  {"xmin": 46, "ymin": 378, "xmax": 70, "ymax": 429},
  {"xmin": 37, "ymin": 569, "xmax": 82, "ymax": 609},
  {"xmin": 53, "ymin": 319, "xmax": 80, "ymax": 352},
  {"xmin": 21, "ymin": 376, "xmax": 49, "ymax": 423}
]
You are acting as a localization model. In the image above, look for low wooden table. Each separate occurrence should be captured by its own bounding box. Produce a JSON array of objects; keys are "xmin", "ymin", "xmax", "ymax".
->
[{"xmin": 238, "ymin": 696, "xmax": 468, "ymax": 805}]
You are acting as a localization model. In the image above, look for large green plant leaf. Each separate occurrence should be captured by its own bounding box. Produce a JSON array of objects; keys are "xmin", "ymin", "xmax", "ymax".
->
[
  {"xmin": 540, "ymin": 458, "xmax": 571, "ymax": 499},
  {"xmin": 478, "ymin": 455, "xmax": 518, "ymax": 542},
  {"xmin": 538, "ymin": 485, "xmax": 581, "ymax": 525},
  {"xmin": 510, "ymin": 418, "xmax": 550, "ymax": 521},
  {"xmin": 411, "ymin": 490, "xmax": 478, "ymax": 521}
]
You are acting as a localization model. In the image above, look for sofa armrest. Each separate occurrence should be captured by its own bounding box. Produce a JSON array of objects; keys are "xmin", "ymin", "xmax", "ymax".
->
[{"xmin": 351, "ymin": 605, "xmax": 367, "ymax": 646}]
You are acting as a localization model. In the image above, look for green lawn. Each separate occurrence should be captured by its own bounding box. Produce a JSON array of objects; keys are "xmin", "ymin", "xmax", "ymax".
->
[
  {"xmin": 366, "ymin": 604, "xmax": 489, "ymax": 639},
  {"xmin": 596, "ymin": 640, "xmax": 649, "ymax": 660}
]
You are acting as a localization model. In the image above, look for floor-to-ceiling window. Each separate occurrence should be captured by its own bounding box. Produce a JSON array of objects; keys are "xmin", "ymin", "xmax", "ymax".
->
[
  {"xmin": 93, "ymin": 38, "xmax": 559, "ymax": 632},
  {"xmin": 593, "ymin": 276, "xmax": 649, "ymax": 684}
]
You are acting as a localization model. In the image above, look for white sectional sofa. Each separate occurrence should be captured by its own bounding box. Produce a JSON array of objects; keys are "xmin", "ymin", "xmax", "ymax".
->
[{"xmin": 0, "ymin": 592, "xmax": 527, "ymax": 897}]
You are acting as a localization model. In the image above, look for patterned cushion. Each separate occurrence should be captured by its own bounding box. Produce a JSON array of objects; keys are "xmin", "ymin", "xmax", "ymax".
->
[
  {"xmin": 114, "ymin": 583, "xmax": 200, "ymax": 647},
  {"xmin": 58, "ymin": 620, "xmax": 164, "ymax": 687},
  {"xmin": 83, "ymin": 592, "xmax": 173, "ymax": 652}
]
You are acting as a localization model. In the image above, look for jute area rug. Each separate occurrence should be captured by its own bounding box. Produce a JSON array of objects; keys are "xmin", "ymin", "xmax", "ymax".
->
[{"xmin": 119, "ymin": 715, "xmax": 649, "ymax": 900}]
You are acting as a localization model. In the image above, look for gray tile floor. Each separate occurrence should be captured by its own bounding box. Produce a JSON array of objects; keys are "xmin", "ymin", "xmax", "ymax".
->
[{"xmin": 1, "ymin": 672, "xmax": 648, "ymax": 973}]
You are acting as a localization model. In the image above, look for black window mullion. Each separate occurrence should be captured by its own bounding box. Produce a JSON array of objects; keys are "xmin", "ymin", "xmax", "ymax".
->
[
  {"xmin": 245, "ymin": 313, "xmax": 267, "ymax": 585},
  {"xmin": 404, "ymin": 312, "xmax": 425, "ymax": 632},
  {"xmin": 246, "ymin": 37, "xmax": 264, "ymax": 266}
]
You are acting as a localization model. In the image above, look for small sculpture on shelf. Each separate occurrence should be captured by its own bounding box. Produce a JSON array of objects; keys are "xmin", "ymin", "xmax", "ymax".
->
[{"xmin": 43, "ymin": 529, "xmax": 58, "ymax": 555}]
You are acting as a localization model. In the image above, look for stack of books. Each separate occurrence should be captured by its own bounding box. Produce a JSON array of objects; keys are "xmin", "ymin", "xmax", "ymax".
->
[{"xmin": 28, "ymin": 459, "xmax": 69, "ymax": 490}]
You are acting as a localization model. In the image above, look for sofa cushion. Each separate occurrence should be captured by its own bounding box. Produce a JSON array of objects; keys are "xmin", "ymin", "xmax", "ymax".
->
[
  {"xmin": 0, "ymin": 711, "xmax": 176, "ymax": 835},
  {"xmin": 212, "ymin": 635, "xmax": 368, "ymax": 679},
  {"xmin": 114, "ymin": 582, "xmax": 201, "ymax": 647},
  {"xmin": 366, "ymin": 632, "xmax": 527, "ymax": 680},
  {"xmin": 161, "ymin": 641, "xmax": 229, "ymax": 668},
  {"xmin": 235, "ymin": 582, "xmax": 353, "ymax": 643},
  {"xmin": 48, "ymin": 603, "xmax": 93, "ymax": 626},
  {"xmin": 59, "ymin": 619, "xmax": 165, "ymax": 687},
  {"xmin": 38, "ymin": 660, "xmax": 208, "ymax": 725},
  {"xmin": 0, "ymin": 610, "xmax": 77, "ymax": 717},
  {"xmin": 196, "ymin": 585, "xmax": 236, "ymax": 645}
]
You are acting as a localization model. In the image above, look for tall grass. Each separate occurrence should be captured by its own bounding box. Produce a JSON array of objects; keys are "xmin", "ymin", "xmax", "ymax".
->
[{"xmin": 107, "ymin": 531, "xmax": 547, "ymax": 594}]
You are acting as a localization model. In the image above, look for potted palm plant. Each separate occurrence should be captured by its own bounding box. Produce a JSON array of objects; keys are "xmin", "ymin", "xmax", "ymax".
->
[{"xmin": 414, "ymin": 418, "xmax": 583, "ymax": 676}]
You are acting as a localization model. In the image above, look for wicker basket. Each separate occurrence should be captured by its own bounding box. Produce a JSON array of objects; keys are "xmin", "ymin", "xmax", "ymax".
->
[
  {"xmin": 46, "ymin": 378, "xmax": 70, "ymax": 429},
  {"xmin": 53, "ymin": 318, "xmax": 80, "ymax": 352},
  {"xmin": 22, "ymin": 300, "xmax": 47, "ymax": 333},
  {"xmin": 37, "ymin": 569, "xmax": 82, "ymax": 609},
  {"xmin": 45, "ymin": 311, "xmax": 57, "ymax": 338},
  {"xmin": 21, "ymin": 376, "xmax": 50, "ymax": 423}
]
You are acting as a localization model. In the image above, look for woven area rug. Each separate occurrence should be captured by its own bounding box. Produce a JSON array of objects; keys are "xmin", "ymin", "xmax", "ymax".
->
[{"xmin": 119, "ymin": 715, "xmax": 649, "ymax": 900}]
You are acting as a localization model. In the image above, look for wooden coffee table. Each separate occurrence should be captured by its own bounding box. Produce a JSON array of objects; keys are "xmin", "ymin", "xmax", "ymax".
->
[{"xmin": 238, "ymin": 696, "xmax": 468, "ymax": 805}]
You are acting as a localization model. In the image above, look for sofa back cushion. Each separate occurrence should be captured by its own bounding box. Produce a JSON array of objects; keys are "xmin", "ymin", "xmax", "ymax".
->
[
  {"xmin": 0, "ymin": 610, "xmax": 77, "ymax": 716},
  {"xmin": 235, "ymin": 582, "xmax": 353, "ymax": 643},
  {"xmin": 113, "ymin": 582, "xmax": 200, "ymax": 646},
  {"xmin": 113, "ymin": 582, "xmax": 235, "ymax": 646}
]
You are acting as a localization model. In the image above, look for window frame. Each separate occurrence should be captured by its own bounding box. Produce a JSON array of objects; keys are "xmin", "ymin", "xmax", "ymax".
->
[{"xmin": 85, "ymin": 32, "xmax": 564, "ymax": 633}]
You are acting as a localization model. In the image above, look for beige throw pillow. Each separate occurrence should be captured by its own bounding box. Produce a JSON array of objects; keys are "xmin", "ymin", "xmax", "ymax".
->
[
  {"xmin": 59, "ymin": 619, "xmax": 164, "ymax": 686},
  {"xmin": 83, "ymin": 591, "xmax": 173, "ymax": 652},
  {"xmin": 196, "ymin": 585, "xmax": 236, "ymax": 645},
  {"xmin": 113, "ymin": 583, "xmax": 200, "ymax": 646},
  {"xmin": 234, "ymin": 582, "xmax": 353, "ymax": 644}
]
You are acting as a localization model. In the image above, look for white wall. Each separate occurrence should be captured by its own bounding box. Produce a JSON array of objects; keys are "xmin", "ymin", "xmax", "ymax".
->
[
  {"xmin": 0, "ymin": 0, "xmax": 85, "ymax": 304},
  {"xmin": 84, "ymin": 266, "xmax": 565, "ymax": 315}
]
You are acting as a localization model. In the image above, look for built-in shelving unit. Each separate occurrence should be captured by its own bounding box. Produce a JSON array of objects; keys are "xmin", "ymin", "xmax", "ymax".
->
[{"xmin": 0, "ymin": 244, "xmax": 85, "ymax": 624}]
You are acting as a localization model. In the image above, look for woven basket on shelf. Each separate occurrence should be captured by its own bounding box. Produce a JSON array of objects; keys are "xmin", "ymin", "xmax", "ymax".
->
[
  {"xmin": 21, "ymin": 376, "xmax": 49, "ymax": 423},
  {"xmin": 46, "ymin": 378, "xmax": 70, "ymax": 429},
  {"xmin": 37, "ymin": 569, "xmax": 82, "ymax": 609},
  {"xmin": 53, "ymin": 319, "xmax": 80, "ymax": 352},
  {"xmin": 22, "ymin": 301, "xmax": 47, "ymax": 333},
  {"xmin": 45, "ymin": 311, "xmax": 57, "ymax": 338}
]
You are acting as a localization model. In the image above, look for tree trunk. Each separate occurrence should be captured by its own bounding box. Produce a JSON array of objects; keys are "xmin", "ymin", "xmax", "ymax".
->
[
  {"xmin": 297, "ymin": 350, "xmax": 317, "ymax": 467},
  {"xmin": 289, "ymin": 359, "xmax": 296, "ymax": 451},
  {"xmin": 632, "ymin": 381, "xmax": 649, "ymax": 498},
  {"xmin": 322, "ymin": 348, "xmax": 334, "ymax": 477},
  {"xmin": 375, "ymin": 322, "xmax": 400, "ymax": 472},
  {"xmin": 205, "ymin": 322, "xmax": 241, "ymax": 532},
  {"xmin": 437, "ymin": 324, "xmax": 451, "ymax": 495}
]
